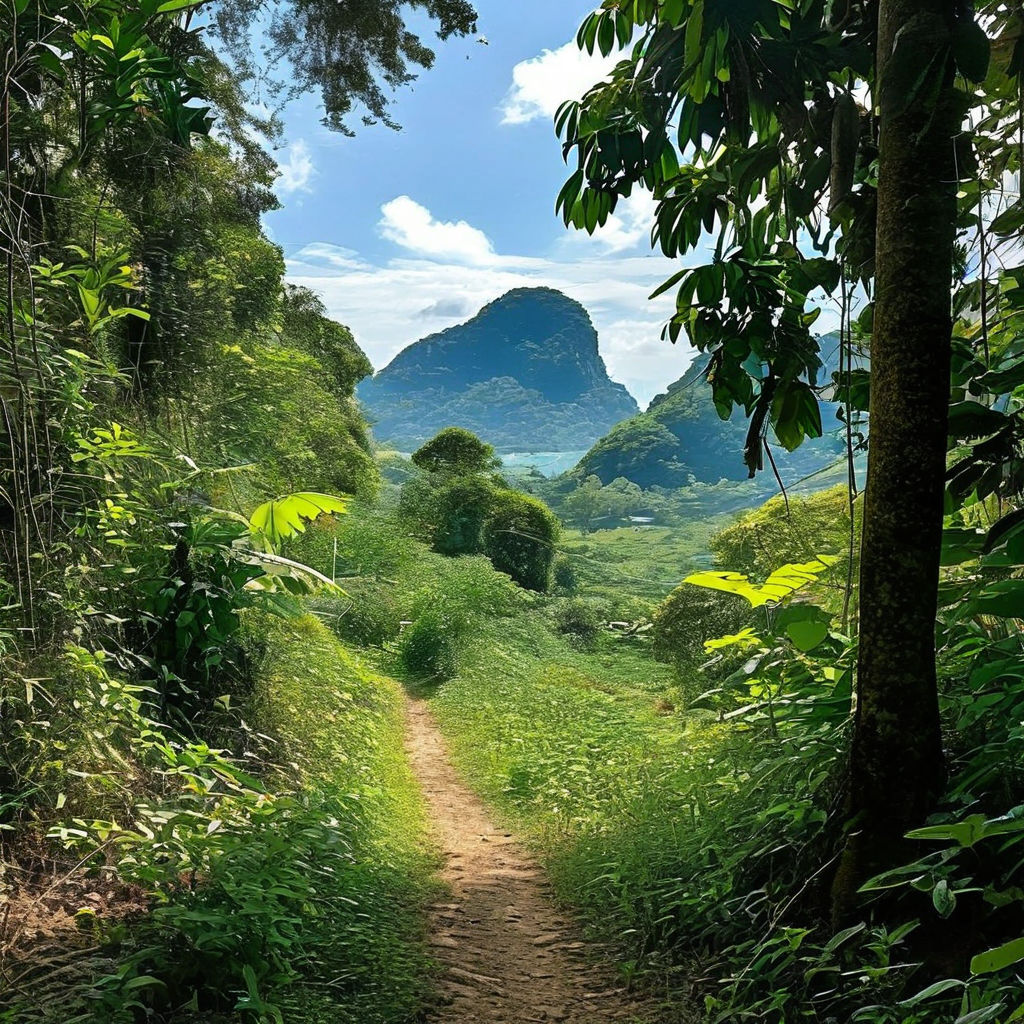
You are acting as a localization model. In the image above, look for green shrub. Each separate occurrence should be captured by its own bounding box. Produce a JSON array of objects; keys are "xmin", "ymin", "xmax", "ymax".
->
[
  {"xmin": 410, "ymin": 426, "xmax": 499, "ymax": 475},
  {"xmin": 430, "ymin": 476, "xmax": 495, "ymax": 555},
  {"xmin": 397, "ymin": 599, "xmax": 469, "ymax": 680},
  {"xmin": 429, "ymin": 553, "xmax": 522, "ymax": 620},
  {"xmin": 711, "ymin": 484, "xmax": 856, "ymax": 585},
  {"xmin": 483, "ymin": 491, "xmax": 559, "ymax": 592},
  {"xmin": 197, "ymin": 341, "xmax": 380, "ymax": 500},
  {"xmin": 551, "ymin": 599, "xmax": 602, "ymax": 650},
  {"xmin": 292, "ymin": 507, "xmax": 420, "ymax": 581},
  {"xmin": 651, "ymin": 579, "xmax": 750, "ymax": 694},
  {"xmin": 36, "ymin": 619, "xmax": 435, "ymax": 1024},
  {"xmin": 551, "ymin": 555, "xmax": 578, "ymax": 594},
  {"xmin": 314, "ymin": 584, "xmax": 402, "ymax": 647}
]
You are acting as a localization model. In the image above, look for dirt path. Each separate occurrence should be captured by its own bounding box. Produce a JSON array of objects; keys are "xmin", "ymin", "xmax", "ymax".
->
[{"xmin": 403, "ymin": 696, "xmax": 660, "ymax": 1024}]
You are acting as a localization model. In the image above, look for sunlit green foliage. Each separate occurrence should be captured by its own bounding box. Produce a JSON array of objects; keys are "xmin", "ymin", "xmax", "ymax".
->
[
  {"xmin": 483, "ymin": 490, "xmax": 560, "ymax": 593},
  {"xmin": 712, "ymin": 484, "xmax": 857, "ymax": 582},
  {"xmin": 411, "ymin": 426, "xmax": 499, "ymax": 476}
]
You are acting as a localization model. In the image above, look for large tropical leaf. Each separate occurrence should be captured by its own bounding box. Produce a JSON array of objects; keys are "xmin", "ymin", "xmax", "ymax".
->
[
  {"xmin": 684, "ymin": 557, "xmax": 838, "ymax": 608},
  {"xmin": 249, "ymin": 492, "xmax": 349, "ymax": 553}
]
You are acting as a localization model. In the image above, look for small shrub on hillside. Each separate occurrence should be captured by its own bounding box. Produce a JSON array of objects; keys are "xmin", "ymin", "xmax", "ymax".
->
[
  {"xmin": 398, "ymin": 601, "xmax": 469, "ymax": 680},
  {"xmin": 377, "ymin": 449, "xmax": 418, "ymax": 485},
  {"xmin": 551, "ymin": 555, "xmax": 579, "ymax": 594},
  {"xmin": 411, "ymin": 426, "xmax": 499, "ymax": 476},
  {"xmin": 198, "ymin": 341, "xmax": 379, "ymax": 499},
  {"xmin": 483, "ymin": 491, "xmax": 559, "ymax": 592},
  {"xmin": 397, "ymin": 474, "xmax": 439, "ymax": 541},
  {"xmin": 313, "ymin": 584, "xmax": 402, "ymax": 647},
  {"xmin": 551, "ymin": 599, "xmax": 602, "ymax": 650},
  {"xmin": 431, "ymin": 476, "xmax": 494, "ymax": 555},
  {"xmin": 652, "ymin": 581, "xmax": 750, "ymax": 697},
  {"xmin": 433, "ymin": 554, "xmax": 522, "ymax": 618}
]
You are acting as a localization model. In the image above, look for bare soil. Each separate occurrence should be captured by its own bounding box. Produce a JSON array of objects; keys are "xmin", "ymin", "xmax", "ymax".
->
[{"xmin": 403, "ymin": 696, "xmax": 664, "ymax": 1024}]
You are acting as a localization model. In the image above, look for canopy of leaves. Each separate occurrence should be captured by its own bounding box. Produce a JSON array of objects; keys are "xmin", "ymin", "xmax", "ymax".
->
[
  {"xmin": 412, "ymin": 427, "xmax": 499, "ymax": 476},
  {"xmin": 212, "ymin": 0, "xmax": 478, "ymax": 133},
  {"xmin": 483, "ymin": 491, "xmax": 560, "ymax": 592},
  {"xmin": 280, "ymin": 285, "xmax": 373, "ymax": 395}
]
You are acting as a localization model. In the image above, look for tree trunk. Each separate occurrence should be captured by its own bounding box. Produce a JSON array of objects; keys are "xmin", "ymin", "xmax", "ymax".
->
[{"xmin": 833, "ymin": 0, "xmax": 957, "ymax": 916}]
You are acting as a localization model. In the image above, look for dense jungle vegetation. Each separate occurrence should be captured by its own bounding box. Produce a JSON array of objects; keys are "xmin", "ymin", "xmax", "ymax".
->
[{"xmin": 2, "ymin": 0, "xmax": 1024, "ymax": 1023}]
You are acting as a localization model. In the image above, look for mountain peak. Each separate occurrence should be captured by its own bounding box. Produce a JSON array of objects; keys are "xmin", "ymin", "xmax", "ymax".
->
[{"xmin": 359, "ymin": 288, "xmax": 638, "ymax": 451}]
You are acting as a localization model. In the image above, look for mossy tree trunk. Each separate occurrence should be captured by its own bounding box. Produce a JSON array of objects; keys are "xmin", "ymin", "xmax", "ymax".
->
[{"xmin": 835, "ymin": 0, "xmax": 958, "ymax": 913}]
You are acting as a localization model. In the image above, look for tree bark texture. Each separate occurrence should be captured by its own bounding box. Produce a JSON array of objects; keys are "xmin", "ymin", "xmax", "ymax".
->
[{"xmin": 836, "ymin": 0, "xmax": 957, "ymax": 911}]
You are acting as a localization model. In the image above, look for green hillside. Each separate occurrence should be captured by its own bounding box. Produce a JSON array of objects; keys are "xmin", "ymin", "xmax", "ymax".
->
[{"xmin": 571, "ymin": 333, "xmax": 848, "ymax": 488}]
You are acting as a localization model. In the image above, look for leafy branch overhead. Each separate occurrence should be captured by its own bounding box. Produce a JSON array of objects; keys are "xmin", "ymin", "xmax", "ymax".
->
[
  {"xmin": 212, "ymin": 0, "xmax": 478, "ymax": 133},
  {"xmin": 554, "ymin": 0, "xmax": 1001, "ymax": 480}
]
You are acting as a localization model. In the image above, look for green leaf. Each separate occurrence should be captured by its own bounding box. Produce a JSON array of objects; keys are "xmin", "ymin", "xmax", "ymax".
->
[
  {"xmin": 907, "ymin": 814, "xmax": 989, "ymax": 847},
  {"xmin": 661, "ymin": 0, "xmax": 685, "ymax": 28},
  {"xmin": 941, "ymin": 527, "xmax": 983, "ymax": 565},
  {"xmin": 947, "ymin": 401, "xmax": 1009, "ymax": 440},
  {"xmin": 703, "ymin": 627, "xmax": 764, "ymax": 652},
  {"xmin": 684, "ymin": 557, "xmax": 838, "ymax": 608},
  {"xmin": 971, "ymin": 936, "xmax": 1024, "ymax": 975},
  {"xmin": 771, "ymin": 380, "xmax": 822, "ymax": 451},
  {"xmin": 249, "ymin": 492, "xmax": 349, "ymax": 553},
  {"xmin": 786, "ymin": 619, "xmax": 829, "ymax": 652},
  {"xmin": 684, "ymin": 1, "xmax": 704, "ymax": 69},
  {"xmin": 989, "ymin": 202, "xmax": 1024, "ymax": 236},
  {"xmin": 984, "ymin": 508, "xmax": 1024, "ymax": 554},
  {"xmin": 932, "ymin": 878, "xmax": 956, "ymax": 918},
  {"xmin": 899, "ymin": 978, "xmax": 965, "ymax": 1007},
  {"xmin": 967, "ymin": 579, "xmax": 1024, "ymax": 618}
]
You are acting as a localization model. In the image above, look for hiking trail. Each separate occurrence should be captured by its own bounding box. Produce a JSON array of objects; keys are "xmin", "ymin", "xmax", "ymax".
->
[{"xmin": 403, "ymin": 696, "xmax": 663, "ymax": 1024}]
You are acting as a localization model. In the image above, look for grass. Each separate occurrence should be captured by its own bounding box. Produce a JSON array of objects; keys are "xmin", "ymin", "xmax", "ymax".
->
[
  {"xmin": 243, "ymin": 613, "xmax": 439, "ymax": 1024},
  {"xmin": 558, "ymin": 524, "xmax": 722, "ymax": 602},
  {"xmin": 413, "ymin": 603, "xmax": 728, "ymax": 978},
  {"xmin": 415, "ymin": 593, "xmax": 852, "ymax": 1018},
  {"xmin": 288, "ymin": 507, "xmax": 836, "ymax": 1014}
]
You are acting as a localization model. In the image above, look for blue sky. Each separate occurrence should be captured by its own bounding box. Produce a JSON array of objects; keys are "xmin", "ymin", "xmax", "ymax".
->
[{"xmin": 263, "ymin": 1, "xmax": 700, "ymax": 407}]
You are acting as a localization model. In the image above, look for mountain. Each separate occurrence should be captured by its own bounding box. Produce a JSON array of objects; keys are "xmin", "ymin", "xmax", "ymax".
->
[
  {"xmin": 357, "ymin": 288, "xmax": 639, "ymax": 451},
  {"xmin": 570, "ymin": 333, "xmax": 850, "ymax": 489}
]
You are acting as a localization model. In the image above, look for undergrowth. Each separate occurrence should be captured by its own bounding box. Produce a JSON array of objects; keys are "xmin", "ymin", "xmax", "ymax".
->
[{"xmin": 2, "ymin": 615, "xmax": 435, "ymax": 1024}]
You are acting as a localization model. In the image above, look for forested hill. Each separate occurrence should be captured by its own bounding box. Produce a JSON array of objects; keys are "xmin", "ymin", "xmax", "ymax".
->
[
  {"xmin": 570, "ymin": 332, "xmax": 848, "ymax": 488},
  {"xmin": 357, "ymin": 287, "xmax": 639, "ymax": 450}
]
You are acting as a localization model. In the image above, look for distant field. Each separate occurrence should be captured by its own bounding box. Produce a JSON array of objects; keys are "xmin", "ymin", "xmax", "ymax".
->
[{"xmin": 559, "ymin": 522, "xmax": 725, "ymax": 602}]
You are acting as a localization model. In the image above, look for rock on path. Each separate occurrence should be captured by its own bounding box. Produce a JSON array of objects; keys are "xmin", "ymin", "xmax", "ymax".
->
[{"xmin": 403, "ymin": 697, "xmax": 661, "ymax": 1024}]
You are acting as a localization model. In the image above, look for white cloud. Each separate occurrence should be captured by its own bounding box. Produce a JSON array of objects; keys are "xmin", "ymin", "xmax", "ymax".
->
[
  {"xmin": 599, "ymin": 318, "xmax": 696, "ymax": 406},
  {"xmin": 276, "ymin": 139, "xmax": 316, "ymax": 195},
  {"xmin": 293, "ymin": 242, "xmax": 368, "ymax": 271},
  {"xmin": 501, "ymin": 40, "xmax": 620, "ymax": 126},
  {"xmin": 286, "ymin": 250, "xmax": 695, "ymax": 407},
  {"xmin": 379, "ymin": 196, "xmax": 497, "ymax": 265}
]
